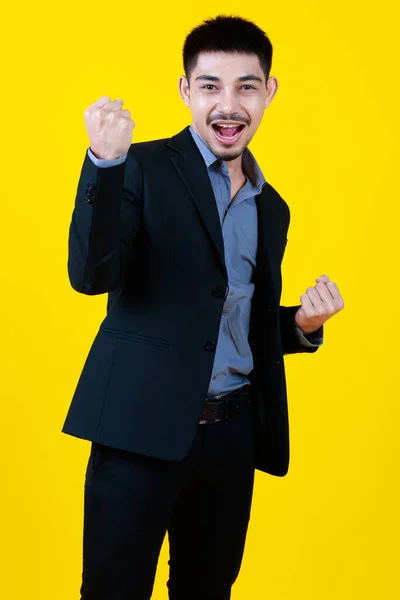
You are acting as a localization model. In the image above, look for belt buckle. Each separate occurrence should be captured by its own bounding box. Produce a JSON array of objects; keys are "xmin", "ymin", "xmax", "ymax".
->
[
  {"xmin": 199, "ymin": 392, "xmax": 225, "ymax": 425},
  {"xmin": 199, "ymin": 416, "xmax": 222, "ymax": 425},
  {"xmin": 198, "ymin": 386, "xmax": 250, "ymax": 424}
]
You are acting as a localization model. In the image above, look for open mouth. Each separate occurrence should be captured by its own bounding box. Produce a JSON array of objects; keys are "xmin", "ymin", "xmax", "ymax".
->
[{"xmin": 211, "ymin": 123, "xmax": 246, "ymax": 145}]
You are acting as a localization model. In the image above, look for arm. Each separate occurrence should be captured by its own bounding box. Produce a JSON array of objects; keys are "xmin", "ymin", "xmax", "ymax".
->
[{"xmin": 67, "ymin": 147, "xmax": 143, "ymax": 295}]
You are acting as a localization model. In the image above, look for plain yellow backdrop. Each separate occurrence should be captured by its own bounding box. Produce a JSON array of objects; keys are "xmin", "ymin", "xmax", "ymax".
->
[{"xmin": 1, "ymin": 1, "xmax": 399, "ymax": 598}]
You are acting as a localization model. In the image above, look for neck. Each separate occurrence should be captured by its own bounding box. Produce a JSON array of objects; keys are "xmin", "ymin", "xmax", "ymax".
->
[{"xmin": 224, "ymin": 154, "xmax": 245, "ymax": 180}]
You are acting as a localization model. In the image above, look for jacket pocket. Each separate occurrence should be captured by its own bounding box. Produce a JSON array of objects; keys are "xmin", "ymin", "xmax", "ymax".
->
[{"xmin": 100, "ymin": 327, "xmax": 170, "ymax": 348}]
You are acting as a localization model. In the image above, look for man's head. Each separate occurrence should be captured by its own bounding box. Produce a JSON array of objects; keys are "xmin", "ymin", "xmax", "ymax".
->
[{"xmin": 179, "ymin": 14, "xmax": 278, "ymax": 162}]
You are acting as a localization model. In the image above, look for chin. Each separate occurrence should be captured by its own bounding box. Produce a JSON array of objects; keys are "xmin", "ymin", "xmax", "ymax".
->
[
  {"xmin": 219, "ymin": 149, "xmax": 245, "ymax": 161},
  {"xmin": 212, "ymin": 142, "xmax": 248, "ymax": 162}
]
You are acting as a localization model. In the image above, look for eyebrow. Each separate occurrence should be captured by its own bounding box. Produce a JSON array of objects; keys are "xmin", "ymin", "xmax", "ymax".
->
[{"xmin": 195, "ymin": 74, "xmax": 263, "ymax": 84}]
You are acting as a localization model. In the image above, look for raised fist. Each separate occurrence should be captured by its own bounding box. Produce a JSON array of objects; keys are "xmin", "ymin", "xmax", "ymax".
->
[{"xmin": 84, "ymin": 96, "xmax": 135, "ymax": 160}]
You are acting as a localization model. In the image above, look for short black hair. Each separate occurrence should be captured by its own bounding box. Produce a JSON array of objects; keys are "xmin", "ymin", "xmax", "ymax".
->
[{"xmin": 183, "ymin": 14, "xmax": 273, "ymax": 86}]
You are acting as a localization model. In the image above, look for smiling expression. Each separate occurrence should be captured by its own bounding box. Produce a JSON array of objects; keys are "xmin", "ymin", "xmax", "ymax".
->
[{"xmin": 179, "ymin": 51, "xmax": 278, "ymax": 162}]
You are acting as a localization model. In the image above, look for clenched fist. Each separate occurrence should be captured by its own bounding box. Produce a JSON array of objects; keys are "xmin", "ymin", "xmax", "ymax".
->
[
  {"xmin": 294, "ymin": 274, "xmax": 344, "ymax": 334},
  {"xmin": 84, "ymin": 96, "xmax": 135, "ymax": 160}
]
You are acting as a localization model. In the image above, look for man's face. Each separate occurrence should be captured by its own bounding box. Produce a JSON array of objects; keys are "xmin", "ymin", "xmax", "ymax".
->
[{"xmin": 179, "ymin": 51, "xmax": 278, "ymax": 162}]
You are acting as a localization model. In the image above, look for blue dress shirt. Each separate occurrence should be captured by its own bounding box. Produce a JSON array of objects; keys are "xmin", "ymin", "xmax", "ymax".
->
[{"xmin": 87, "ymin": 127, "xmax": 323, "ymax": 396}]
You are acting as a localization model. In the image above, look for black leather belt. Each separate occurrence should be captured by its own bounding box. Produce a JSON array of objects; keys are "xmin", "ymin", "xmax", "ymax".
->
[{"xmin": 199, "ymin": 385, "xmax": 252, "ymax": 424}]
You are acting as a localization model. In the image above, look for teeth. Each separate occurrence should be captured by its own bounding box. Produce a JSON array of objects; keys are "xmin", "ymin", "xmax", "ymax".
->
[{"xmin": 214, "ymin": 123, "xmax": 242, "ymax": 128}]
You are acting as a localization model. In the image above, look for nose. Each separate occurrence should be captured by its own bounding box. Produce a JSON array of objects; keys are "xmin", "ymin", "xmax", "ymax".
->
[{"xmin": 216, "ymin": 87, "xmax": 241, "ymax": 115}]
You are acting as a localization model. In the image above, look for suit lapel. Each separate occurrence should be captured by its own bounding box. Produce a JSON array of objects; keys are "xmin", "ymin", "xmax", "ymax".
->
[
  {"xmin": 167, "ymin": 126, "xmax": 285, "ymax": 302},
  {"xmin": 167, "ymin": 126, "xmax": 227, "ymax": 279}
]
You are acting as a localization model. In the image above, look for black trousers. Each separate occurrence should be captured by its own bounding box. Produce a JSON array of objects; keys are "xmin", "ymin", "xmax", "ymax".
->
[{"xmin": 80, "ymin": 402, "xmax": 255, "ymax": 600}]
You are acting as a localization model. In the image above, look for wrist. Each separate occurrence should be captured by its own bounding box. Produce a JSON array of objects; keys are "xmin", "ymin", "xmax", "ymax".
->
[
  {"xmin": 90, "ymin": 147, "xmax": 120, "ymax": 161},
  {"xmin": 294, "ymin": 315, "xmax": 314, "ymax": 335}
]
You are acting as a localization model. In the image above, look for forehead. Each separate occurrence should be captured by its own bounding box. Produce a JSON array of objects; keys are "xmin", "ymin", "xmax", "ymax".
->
[{"xmin": 192, "ymin": 51, "xmax": 264, "ymax": 81}]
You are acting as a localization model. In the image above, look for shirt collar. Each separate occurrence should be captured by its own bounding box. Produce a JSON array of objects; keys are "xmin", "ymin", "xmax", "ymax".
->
[{"xmin": 189, "ymin": 124, "xmax": 265, "ymax": 190}]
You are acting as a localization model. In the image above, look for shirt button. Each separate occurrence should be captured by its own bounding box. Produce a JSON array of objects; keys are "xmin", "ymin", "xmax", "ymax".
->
[{"xmin": 204, "ymin": 341, "xmax": 216, "ymax": 352}]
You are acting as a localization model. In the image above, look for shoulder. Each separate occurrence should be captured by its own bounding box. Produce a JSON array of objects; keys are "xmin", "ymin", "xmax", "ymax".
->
[
  {"xmin": 261, "ymin": 180, "xmax": 291, "ymax": 227},
  {"xmin": 127, "ymin": 135, "xmax": 171, "ymax": 164}
]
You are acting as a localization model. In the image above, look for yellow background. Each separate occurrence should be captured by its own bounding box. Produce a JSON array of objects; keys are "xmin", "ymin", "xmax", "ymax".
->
[{"xmin": 1, "ymin": 1, "xmax": 399, "ymax": 598}]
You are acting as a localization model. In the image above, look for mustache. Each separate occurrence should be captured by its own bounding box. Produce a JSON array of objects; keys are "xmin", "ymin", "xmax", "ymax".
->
[{"xmin": 207, "ymin": 115, "xmax": 249, "ymax": 126}]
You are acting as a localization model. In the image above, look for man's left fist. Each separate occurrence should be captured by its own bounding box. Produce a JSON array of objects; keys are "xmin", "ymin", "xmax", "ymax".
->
[{"xmin": 294, "ymin": 274, "xmax": 344, "ymax": 335}]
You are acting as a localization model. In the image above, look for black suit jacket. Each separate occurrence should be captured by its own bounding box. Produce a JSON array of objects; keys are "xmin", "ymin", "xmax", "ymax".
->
[{"xmin": 62, "ymin": 125, "xmax": 322, "ymax": 476}]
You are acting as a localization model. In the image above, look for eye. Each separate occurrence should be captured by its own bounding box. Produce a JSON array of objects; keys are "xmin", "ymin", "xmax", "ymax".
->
[{"xmin": 201, "ymin": 84, "xmax": 256, "ymax": 91}]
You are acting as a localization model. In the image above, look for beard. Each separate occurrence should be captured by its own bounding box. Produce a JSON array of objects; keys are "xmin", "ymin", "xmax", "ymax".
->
[
  {"xmin": 217, "ymin": 149, "xmax": 244, "ymax": 161},
  {"xmin": 206, "ymin": 136, "xmax": 248, "ymax": 162}
]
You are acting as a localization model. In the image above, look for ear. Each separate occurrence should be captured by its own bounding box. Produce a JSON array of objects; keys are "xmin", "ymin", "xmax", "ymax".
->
[
  {"xmin": 265, "ymin": 76, "xmax": 278, "ymax": 108},
  {"xmin": 178, "ymin": 76, "xmax": 190, "ymax": 107}
]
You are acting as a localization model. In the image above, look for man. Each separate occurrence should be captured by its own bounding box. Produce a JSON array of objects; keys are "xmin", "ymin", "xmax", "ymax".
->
[{"xmin": 62, "ymin": 14, "xmax": 344, "ymax": 600}]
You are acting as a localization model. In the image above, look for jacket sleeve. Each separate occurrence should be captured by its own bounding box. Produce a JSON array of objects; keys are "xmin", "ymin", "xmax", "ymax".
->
[
  {"xmin": 67, "ymin": 147, "xmax": 143, "ymax": 295},
  {"xmin": 280, "ymin": 305, "xmax": 323, "ymax": 355}
]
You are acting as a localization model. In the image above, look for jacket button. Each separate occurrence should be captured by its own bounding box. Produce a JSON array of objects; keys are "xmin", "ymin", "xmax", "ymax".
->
[
  {"xmin": 212, "ymin": 286, "xmax": 225, "ymax": 298},
  {"xmin": 85, "ymin": 189, "xmax": 94, "ymax": 198},
  {"xmin": 85, "ymin": 197, "xmax": 93, "ymax": 204},
  {"xmin": 87, "ymin": 182, "xmax": 96, "ymax": 190},
  {"xmin": 204, "ymin": 341, "xmax": 216, "ymax": 352}
]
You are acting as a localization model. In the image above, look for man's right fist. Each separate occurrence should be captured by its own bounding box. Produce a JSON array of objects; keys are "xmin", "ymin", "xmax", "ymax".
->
[{"xmin": 84, "ymin": 96, "xmax": 135, "ymax": 160}]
